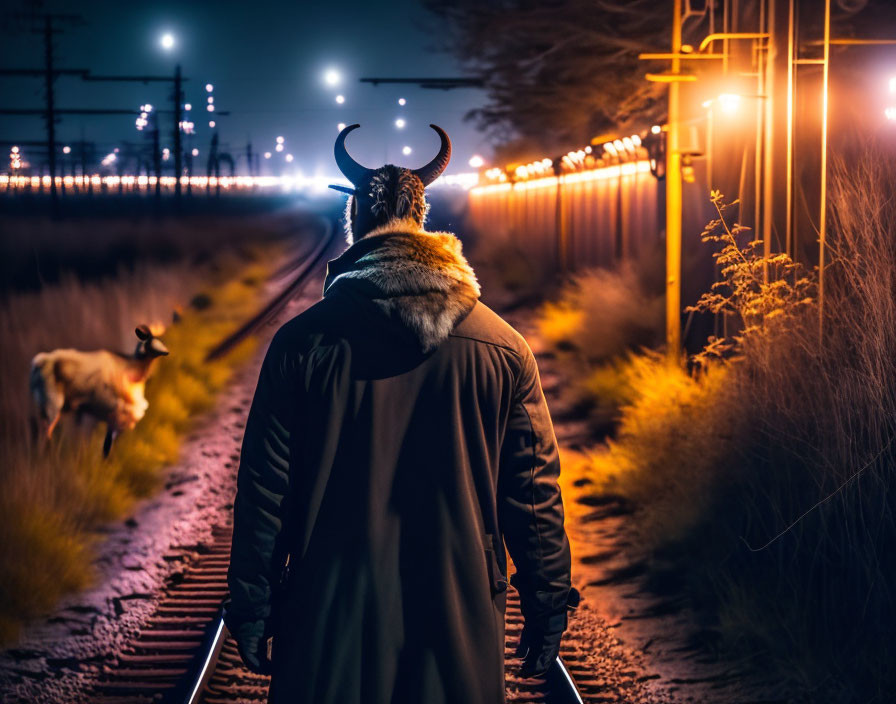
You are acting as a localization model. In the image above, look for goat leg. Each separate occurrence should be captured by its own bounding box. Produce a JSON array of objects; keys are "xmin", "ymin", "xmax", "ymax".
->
[
  {"xmin": 103, "ymin": 425, "xmax": 118, "ymax": 459},
  {"xmin": 46, "ymin": 413, "xmax": 61, "ymax": 440}
]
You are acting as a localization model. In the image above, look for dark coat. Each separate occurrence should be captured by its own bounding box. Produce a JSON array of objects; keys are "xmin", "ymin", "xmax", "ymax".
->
[{"xmin": 227, "ymin": 219, "xmax": 572, "ymax": 704}]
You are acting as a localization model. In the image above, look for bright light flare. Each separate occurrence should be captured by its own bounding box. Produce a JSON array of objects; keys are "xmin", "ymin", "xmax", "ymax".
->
[
  {"xmin": 886, "ymin": 107, "xmax": 896, "ymax": 121},
  {"xmin": 323, "ymin": 68, "xmax": 341, "ymax": 86},
  {"xmin": 468, "ymin": 155, "xmax": 484, "ymax": 168},
  {"xmin": 337, "ymin": 122, "xmax": 346, "ymax": 131},
  {"xmin": 63, "ymin": 146, "xmax": 71, "ymax": 154},
  {"xmin": 184, "ymin": 103, "xmax": 192, "ymax": 111},
  {"xmin": 206, "ymin": 83, "xmax": 214, "ymax": 92},
  {"xmin": 717, "ymin": 93, "xmax": 742, "ymax": 115},
  {"xmin": 285, "ymin": 154, "xmax": 294, "ymax": 162},
  {"xmin": 209, "ymin": 120, "xmax": 216, "ymax": 128},
  {"xmin": 275, "ymin": 144, "xmax": 284, "ymax": 152},
  {"xmin": 160, "ymin": 33, "xmax": 175, "ymax": 50},
  {"xmin": 191, "ymin": 148, "xmax": 199, "ymax": 156},
  {"xmin": 402, "ymin": 146, "xmax": 412, "ymax": 156},
  {"xmin": 398, "ymin": 97, "xmax": 406, "ymax": 106},
  {"xmin": 264, "ymin": 151, "xmax": 272, "ymax": 159},
  {"xmin": 395, "ymin": 118, "xmax": 406, "ymax": 129},
  {"xmin": 890, "ymin": 76, "xmax": 896, "ymax": 94},
  {"xmin": 207, "ymin": 104, "xmax": 214, "ymax": 112},
  {"xmin": 335, "ymin": 94, "xmax": 345, "ymax": 104}
]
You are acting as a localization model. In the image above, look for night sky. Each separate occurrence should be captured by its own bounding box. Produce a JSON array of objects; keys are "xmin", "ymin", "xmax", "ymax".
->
[{"xmin": 0, "ymin": 0, "xmax": 489, "ymax": 177}]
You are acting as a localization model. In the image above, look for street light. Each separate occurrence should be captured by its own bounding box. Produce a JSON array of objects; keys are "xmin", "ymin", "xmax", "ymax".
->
[
  {"xmin": 323, "ymin": 68, "xmax": 341, "ymax": 87},
  {"xmin": 395, "ymin": 118, "xmax": 406, "ymax": 129},
  {"xmin": 402, "ymin": 146, "xmax": 412, "ymax": 155},
  {"xmin": 717, "ymin": 93, "xmax": 742, "ymax": 114},
  {"xmin": 398, "ymin": 97, "xmax": 406, "ymax": 106},
  {"xmin": 160, "ymin": 33, "xmax": 175, "ymax": 51}
]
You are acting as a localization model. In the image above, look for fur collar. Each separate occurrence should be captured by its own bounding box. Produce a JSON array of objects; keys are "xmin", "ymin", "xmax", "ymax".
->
[{"xmin": 323, "ymin": 219, "xmax": 480, "ymax": 352}]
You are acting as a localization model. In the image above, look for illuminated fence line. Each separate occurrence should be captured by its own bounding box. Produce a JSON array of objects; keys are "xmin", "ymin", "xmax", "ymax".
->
[
  {"xmin": 0, "ymin": 171, "xmax": 480, "ymax": 195},
  {"xmin": 469, "ymin": 159, "xmax": 659, "ymax": 272}
]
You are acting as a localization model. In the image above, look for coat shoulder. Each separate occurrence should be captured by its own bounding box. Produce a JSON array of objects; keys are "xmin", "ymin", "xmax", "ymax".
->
[{"xmin": 450, "ymin": 302, "xmax": 531, "ymax": 359}]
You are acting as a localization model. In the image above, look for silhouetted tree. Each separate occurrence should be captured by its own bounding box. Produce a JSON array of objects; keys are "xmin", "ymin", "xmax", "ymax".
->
[{"xmin": 424, "ymin": 0, "xmax": 669, "ymax": 156}]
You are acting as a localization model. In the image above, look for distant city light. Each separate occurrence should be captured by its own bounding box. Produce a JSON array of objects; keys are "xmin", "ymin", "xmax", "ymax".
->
[
  {"xmin": 160, "ymin": 33, "xmax": 175, "ymax": 51},
  {"xmin": 398, "ymin": 97, "xmax": 406, "ymax": 106},
  {"xmin": 337, "ymin": 122, "xmax": 346, "ymax": 131},
  {"xmin": 264, "ymin": 152, "xmax": 272, "ymax": 159},
  {"xmin": 207, "ymin": 96, "xmax": 214, "ymax": 104},
  {"xmin": 192, "ymin": 148, "xmax": 199, "ymax": 156},
  {"xmin": 275, "ymin": 144, "xmax": 284, "ymax": 152},
  {"xmin": 63, "ymin": 146, "xmax": 71, "ymax": 154},
  {"xmin": 402, "ymin": 146, "xmax": 412, "ymax": 155},
  {"xmin": 207, "ymin": 104, "xmax": 214, "ymax": 112},
  {"xmin": 276, "ymin": 136, "xmax": 284, "ymax": 144},
  {"xmin": 144, "ymin": 103, "xmax": 153, "ymax": 112},
  {"xmin": 468, "ymin": 155, "xmax": 484, "ymax": 168},
  {"xmin": 184, "ymin": 103, "xmax": 191, "ymax": 111},
  {"xmin": 395, "ymin": 118, "xmax": 406, "ymax": 129},
  {"xmin": 206, "ymin": 83, "xmax": 214, "ymax": 92},
  {"xmin": 285, "ymin": 154, "xmax": 294, "ymax": 162},
  {"xmin": 209, "ymin": 120, "xmax": 216, "ymax": 128},
  {"xmin": 323, "ymin": 68, "xmax": 341, "ymax": 87},
  {"xmin": 335, "ymin": 94, "xmax": 345, "ymax": 104}
]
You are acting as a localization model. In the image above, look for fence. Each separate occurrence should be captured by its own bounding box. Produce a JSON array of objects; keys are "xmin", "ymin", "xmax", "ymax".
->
[{"xmin": 468, "ymin": 160, "xmax": 660, "ymax": 272}]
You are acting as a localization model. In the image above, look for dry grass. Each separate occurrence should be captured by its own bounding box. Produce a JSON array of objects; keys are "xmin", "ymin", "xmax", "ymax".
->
[
  {"xmin": 536, "ymin": 262, "xmax": 664, "ymax": 434},
  {"xmin": 0, "ymin": 237, "xmax": 277, "ymax": 644},
  {"xmin": 570, "ymin": 156, "xmax": 896, "ymax": 700}
]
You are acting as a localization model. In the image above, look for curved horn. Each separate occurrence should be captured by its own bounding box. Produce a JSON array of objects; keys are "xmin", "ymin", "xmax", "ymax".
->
[
  {"xmin": 334, "ymin": 123, "xmax": 372, "ymax": 186},
  {"xmin": 413, "ymin": 124, "xmax": 451, "ymax": 186}
]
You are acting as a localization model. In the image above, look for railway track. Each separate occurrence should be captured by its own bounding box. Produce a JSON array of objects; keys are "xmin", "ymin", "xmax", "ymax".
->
[{"xmin": 90, "ymin": 521, "xmax": 587, "ymax": 704}]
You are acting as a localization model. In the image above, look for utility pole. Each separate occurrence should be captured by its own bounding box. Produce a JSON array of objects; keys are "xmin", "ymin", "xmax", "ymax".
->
[
  {"xmin": 152, "ymin": 120, "xmax": 162, "ymax": 202},
  {"xmin": 173, "ymin": 64, "xmax": 183, "ymax": 200},
  {"xmin": 666, "ymin": 0, "xmax": 683, "ymax": 361},
  {"xmin": 44, "ymin": 15, "xmax": 59, "ymax": 214}
]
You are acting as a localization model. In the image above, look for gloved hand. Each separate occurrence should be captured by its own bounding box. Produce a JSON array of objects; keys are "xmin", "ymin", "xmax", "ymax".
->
[
  {"xmin": 230, "ymin": 617, "xmax": 273, "ymax": 675},
  {"xmin": 513, "ymin": 585, "xmax": 580, "ymax": 678},
  {"xmin": 515, "ymin": 624, "xmax": 564, "ymax": 677}
]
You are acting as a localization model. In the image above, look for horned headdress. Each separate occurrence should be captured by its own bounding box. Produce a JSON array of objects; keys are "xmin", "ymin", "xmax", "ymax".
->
[{"xmin": 329, "ymin": 124, "xmax": 451, "ymax": 241}]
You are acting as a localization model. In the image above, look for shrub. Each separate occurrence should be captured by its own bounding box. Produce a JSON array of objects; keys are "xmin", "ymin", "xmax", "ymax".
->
[
  {"xmin": 536, "ymin": 259, "xmax": 664, "ymax": 433},
  {"xmin": 583, "ymin": 163, "xmax": 896, "ymax": 700}
]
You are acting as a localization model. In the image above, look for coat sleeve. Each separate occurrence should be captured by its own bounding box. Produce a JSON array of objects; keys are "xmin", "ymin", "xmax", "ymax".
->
[
  {"xmin": 227, "ymin": 333, "xmax": 296, "ymax": 628},
  {"xmin": 498, "ymin": 344, "xmax": 572, "ymax": 635}
]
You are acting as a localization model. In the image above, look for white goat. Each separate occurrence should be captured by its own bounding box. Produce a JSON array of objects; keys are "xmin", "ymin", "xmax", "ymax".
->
[{"xmin": 30, "ymin": 324, "xmax": 169, "ymax": 457}]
